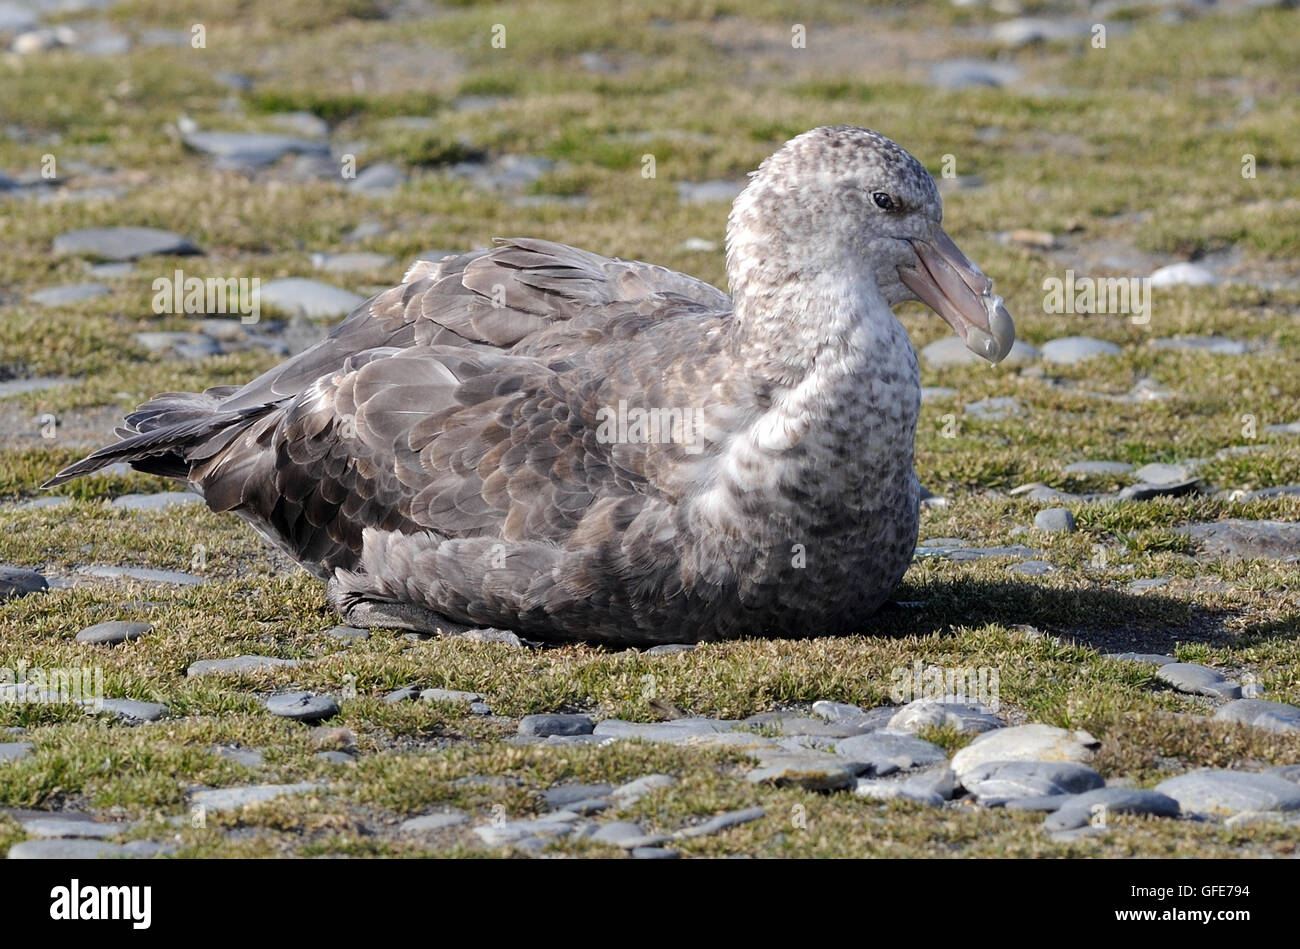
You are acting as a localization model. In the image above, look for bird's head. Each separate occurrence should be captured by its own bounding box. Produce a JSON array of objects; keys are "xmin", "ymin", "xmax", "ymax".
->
[{"xmin": 727, "ymin": 125, "xmax": 1014, "ymax": 364}]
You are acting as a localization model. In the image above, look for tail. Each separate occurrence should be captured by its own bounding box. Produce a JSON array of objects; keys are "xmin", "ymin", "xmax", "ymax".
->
[{"xmin": 42, "ymin": 386, "xmax": 271, "ymax": 488}]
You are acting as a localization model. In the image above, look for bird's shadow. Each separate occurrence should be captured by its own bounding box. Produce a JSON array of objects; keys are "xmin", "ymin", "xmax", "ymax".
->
[{"xmin": 856, "ymin": 577, "xmax": 1276, "ymax": 656}]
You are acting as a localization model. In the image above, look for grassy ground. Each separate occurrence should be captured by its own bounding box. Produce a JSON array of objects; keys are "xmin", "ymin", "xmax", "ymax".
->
[{"xmin": 1, "ymin": 0, "xmax": 1298, "ymax": 857}]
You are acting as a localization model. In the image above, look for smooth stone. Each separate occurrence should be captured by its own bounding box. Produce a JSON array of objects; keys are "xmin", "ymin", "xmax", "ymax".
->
[
  {"xmin": 854, "ymin": 766, "xmax": 955, "ymax": 806},
  {"xmin": 746, "ymin": 752, "xmax": 857, "ymax": 791},
  {"xmin": 1119, "ymin": 479, "xmax": 1200, "ymax": 501},
  {"xmin": 1128, "ymin": 578, "xmax": 1171, "ymax": 593},
  {"xmin": 1064, "ymin": 460, "xmax": 1133, "ymax": 476},
  {"xmin": 1043, "ymin": 788, "xmax": 1181, "ymax": 831},
  {"xmin": 79, "ymin": 561, "xmax": 208, "ymax": 587},
  {"xmin": 382, "ymin": 686, "xmax": 421, "ymax": 703},
  {"xmin": 1269, "ymin": 765, "xmax": 1300, "ymax": 785},
  {"xmin": 111, "ymin": 492, "xmax": 203, "ymax": 513},
  {"xmin": 590, "ymin": 821, "xmax": 670, "ymax": 849},
  {"xmin": 53, "ymin": 227, "xmax": 198, "ymax": 261},
  {"xmin": 1106, "ymin": 652, "xmax": 1177, "ymax": 665},
  {"xmin": 1034, "ymin": 507, "xmax": 1076, "ymax": 533},
  {"xmin": 645, "ymin": 643, "xmax": 695, "ymax": 654},
  {"xmin": 965, "ymin": 396, "xmax": 1022, "ymax": 420},
  {"xmin": 1265, "ymin": 421, "xmax": 1300, "ymax": 436},
  {"xmin": 0, "ymin": 566, "xmax": 48, "ymax": 601},
  {"xmin": 21, "ymin": 818, "xmax": 126, "ymax": 840},
  {"xmin": 919, "ymin": 335, "xmax": 1038, "ymax": 368},
  {"xmin": 675, "ymin": 806, "xmax": 765, "ymax": 838},
  {"xmin": 1175, "ymin": 520, "xmax": 1300, "ymax": 561},
  {"xmin": 887, "ymin": 701, "xmax": 1004, "ymax": 735},
  {"xmin": 991, "ymin": 16, "xmax": 1089, "ymax": 47},
  {"xmin": 610, "ymin": 774, "xmax": 677, "ymax": 801},
  {"xmin": 184, "ymin": 131, "xmax": 328, "ymax": 169},
  {"xmin": 187, "ymin": 655, "xmax": 300, "ymax": 676},
  {"xmin": 190, "ymin": 782, "xmax": 322, "ymax": 813},
  {"xmin": 1008, "ymin": 560, "xmax": 1054, "ymax": 576},
  {"xmin": 1154, "ymin": 770, "xmax": 1300, "ymax": 818},
  {"xmin": 1133, "ymin": 462, "xmax": 1194, "ymax": 485},
  {"xmin": 1004, "ymin": 795, "xmax": 1071, "ymax": 812},
  {"xmin": 915, "ymin": 543, "xmax": 1043, "ymax": 562},
  {"xmin": 950, "ymin": 724, "xmax": 1100, "ymax": 779},
  {"xmin": 0, "ymin": 742, "xmax": 34, "ymax": 762},
  {"xmin": 1149, "ymin": 262, "xmax": 1217, "ymax": 287},
  {"xmin": 266, "ymin": 692, "xmax": 339, "ymax": 722},
  {"xmin": 1214, "ymin": 699, "xmax": 1300, "ymax": 733},
  {"xmin": 474, "ymin": 816, "xmax": 576, "ymax": 846},
  {"xmin": 420, "ymin": 688, "xmax": 484, "ymax": 704},
  {"xmin": 675, "ymin": 180, "xmax": 745, "ymax": 204},
  {"xmin": 29, "ymin": 282, "xmax": 110, "ymax": 306},
  {"xmin": 0, "ymin": 377, "xmax": 71, "ymax": 398},
  {"xmin": 930, "ymin": 58, "xmax": 1022, "ymax": 89},
  {"xmin": 1150, "ymin": 335, "xmax": 1244, "ymax": 355},
  {"xmin": 920, "ymin": 386, "xmax": 958, "ymax": 402},
  {"xmin": 811, "ymin": 701, "xmax": 897, "ymax": 733},
  {"xmin": 593, "ymin": 718, "xmax": 738, "ymax": 742},
  {"xmin": 961, "ymin": 760, "xmax": 1105, "ymax": 804},
  {"xmin": 632, "ymin": 846, "xmax": 679, "ymax": 859},
  {"xmin": 7, "ymin": 839, "xmax": 127, "ymax": 859},
  {"xmin": 450, "ymin": 155, "xmax": 553, "ymax": 192},
  {"xmin": 324, "ymin": 625, "xmax": 370, "ymax": 641},
  {"xmin": 258, "ymin": 278, "xmax": 364, "ymax": 319},
  {"xmin": 1040, "ymin": 336, "xmax": 1122, "ymax": 365},
  {"xmin": 76, "ymin": 620, "xmax": 151, "ymax": 645},
  {"xmin": 399, "ymin": 810, "xmax": 469, "ymax": 833},
  {"xmin": 213, "ymin": 745, "xmax": 263, "ymax": 767},
  {"xmin": 1243, "ymin": 484, "xmax": 1300, "ymax": 501},
  {"xmin": 314, "ymin": 751, "xmax": 355, "ymax": 764},
  {"xmin": 350, "ymin": 162, "xmax": 406, "ymax": 192},
  {"xmin": 92, "ymin": 699, "xmax": 167, "ymax": 723},
  {"xmin": 541, "ymin": 784, "xmax": 613, "ymax": 809},
  {"xmin": 311, "ymin": 251, "xmax": 395, "ymax": 273},
  {"xmin": 267, "ymin": 111, "xmax": 330, "ymax": 137},
  {"xmin": 1156, "ymin": 663, "xmax": 1241, "ymax": 699},
  {"xmin": 132, "ymin": 332, "xmax": 220, "ymax": 359},
  {"xmin": 517, "ymin": 713, "xmax": 594, "ymax": 738},
  {"xmin": 834, "ymin": 733, "xmax": 946, "ymax": 776},
  {"xmin": 469, "ymin": 702, "xmax": 492, "ymax": 715}
]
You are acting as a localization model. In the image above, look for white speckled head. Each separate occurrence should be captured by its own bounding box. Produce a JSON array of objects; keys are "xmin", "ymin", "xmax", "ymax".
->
[{"xmin": 727, "ymin": 125, "xmax": 1014, "ymax": 363}]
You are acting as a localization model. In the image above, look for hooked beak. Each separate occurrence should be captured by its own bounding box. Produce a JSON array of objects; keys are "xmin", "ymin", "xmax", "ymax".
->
[{"xmin": 899, "ymin": 228, "xmax": 1015, "ymax": 363}]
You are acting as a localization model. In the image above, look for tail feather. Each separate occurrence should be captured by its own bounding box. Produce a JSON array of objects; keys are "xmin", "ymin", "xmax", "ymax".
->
[{"xmin": 42, "ymin": 390, "xmax": 271, "ymax": 488}]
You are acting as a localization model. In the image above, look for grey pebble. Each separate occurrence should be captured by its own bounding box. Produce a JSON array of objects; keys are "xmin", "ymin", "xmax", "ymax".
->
[
  {"xmin": 961, "ymin": 760, "xmax": 1105, "ymax": 805},
  {"xmin": 1064, "ymin": 461, "xmax": 1134, "ymax": 477},
  {"xmin": 419, "ymin": 688, "xmax": 484, "ymax": 704},
  {"xmin": 79, "ymin": 565, "xmax": 205, "ymax": 586},
  {"xmin": 1119, "ymin": 479, "xmax": 1200, "ymax": 502},
  {"xmin": 1175, "ymin": 519, "xmax": 1300, "ymax": 561},
  {"xmin": 258, "ymin": 278, "xmax": 365, "ymax": 320},
  {"xmin": 610, "ymin": 774, "xmax": 677, "ymax": 801},
  {"xmin": 632, "ymin": 847, "xmax": 679, "ymax": 859},
  {"xmin": 1214, "ymin": 699, "xmax": 1300, "ymax": 733},
  {"xmin": 1156, "ymin": 663, "xmax": 1242, "ymax": 699},
  {"xmin": 314, "ymin": 751, "xmax": 355, "ymax": 764},
  {"xmin": 8, "ymin": 839, "xmax": 128, "ymax": 859},
  {"xmin": 593, "ymin": 718, "xmax": 738, "ymax": 742},
  {"xmin": 645, "ymin": 643, "xmax": 696, "ymax": 655},
  {"xmin": 0, "ymin": 566, "xmax": 48, "ymax": 602},
  {"xmin": 92, "ymin": 699, "xmax": 168, "ymax": 723},
  {"xmin": 1133, "ymin": 462, "xmax": 1195, "ymax": 485},
  {"xmin": 21, "ymin": 818, "xmax": 128, "ymax": 840},
  {"xmin": 399, "ymin": 810, "xmax": 469, "ymax": 833},
  {"xmin": 1033, "ymin": 507, "xmax": 1076, "ymax": 533},
  {"xmin": 541, "ymin": 784, "xmax": 613, "ymax": 809},
  {"xmin": 324, "ymin": 625, "xmax": 369, "ymax": 641},
  {"xmin": 834, "ymin": 732, "xmax": 946, "ymax": 777},
  {"xmin": 747, "ymin": 752, "xmax": 858, "ymax": 791},
  {"xmin": 29, "ymin": 282, "xmax": 110, "ymax": 306},
  {"xmin": 1105, "ymin": 652, "xmax": 1177, "ymax": 665},
  {"xmin": 212, "ymin": 745, "xmax": 263, "ymax": 767},
  {"xmin": 110, "ymin": 492, "xmax": 203, "ymax": 510},
  {"xmin": 190, "ymin": 782, "xmax": 322, "ymax": 813},
  {"xmin": 75, "ymin": 620, "xmax": 151, "ymax": 645},
  {"xmin": 187, "ymin": 655, "xmax": 300, "ymax": 676},
  {"xmin": 1043, "ymin": 788, "xmax": 1180, "ymax": 831},
  {"xmin": 919, "ymin": 335, "xmax": 1038, "ymax": 368},
  {"xmin": 590, "ymin": 821, "xmax": 671, "ymax": 849},
  {"xmin": 266, "ymin": 692, "xmax": 339, "ymax": 723},
  {"xmin": 1040, "ymin": 336, "xmax": 1122, "ymax": 365},
  {"xmin": 675, "ymin": 806, "xmax": 766, "ymax": 839},
  {"xmin": 53, "ymin": 226, "xmax": 199, "ymax": 261},
  {"xmin": 887, "ymin": 701, "xmax": 1004, "ymax": 735},
  {"xmin": 383, "ymin": 686, "xmax": 421, "ymax": 703},
  {"xmin": 0, "ymin": 742, "xmax": 34, "ymax": 762},
  {"xmin": 518, "ymin": 713, "xmax": 594, "ymax": 738},
  {"xmin": 1154, "ymin": 770, "xmax": 1300, "ymax": 818}
]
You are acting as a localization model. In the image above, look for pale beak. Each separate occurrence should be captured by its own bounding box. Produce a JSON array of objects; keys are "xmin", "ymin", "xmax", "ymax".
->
[{"xmin": 899, "ymin": 228, "xmax": 1015, "ymax": 363}]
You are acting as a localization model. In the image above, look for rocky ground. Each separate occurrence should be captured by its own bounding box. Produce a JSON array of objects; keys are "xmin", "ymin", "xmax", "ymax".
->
[{"xmin": 1, "ymin": 0, "xmax": 1298, "ymax": 858}]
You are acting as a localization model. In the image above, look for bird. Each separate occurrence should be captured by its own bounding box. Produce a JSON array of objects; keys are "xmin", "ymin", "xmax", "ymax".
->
[{"xmin": 46, "ymin": 126, "xmax": 1014, "ymax": 647}]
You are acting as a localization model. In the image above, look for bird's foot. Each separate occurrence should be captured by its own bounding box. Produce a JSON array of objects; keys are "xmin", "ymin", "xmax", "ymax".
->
[{"xmin": 327, "ymin": 578, "xmax": 473, "ymax": 636}]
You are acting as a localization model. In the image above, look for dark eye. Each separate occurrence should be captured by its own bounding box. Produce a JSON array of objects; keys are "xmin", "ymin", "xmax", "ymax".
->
[{"xmin": 872, "ymin": 191, "xmax": 897, "ymax": 212}]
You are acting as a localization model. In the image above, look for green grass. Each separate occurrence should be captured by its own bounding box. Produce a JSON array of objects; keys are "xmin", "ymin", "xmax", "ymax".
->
[{"xmin": 1, "ymin": 0, "xmax": 1298, "ymax": 857}]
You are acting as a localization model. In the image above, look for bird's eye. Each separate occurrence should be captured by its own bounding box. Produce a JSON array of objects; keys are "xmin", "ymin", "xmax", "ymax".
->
[{"xmin": 872, "ymin": 191, "xmax": 897, "ymax": 212}]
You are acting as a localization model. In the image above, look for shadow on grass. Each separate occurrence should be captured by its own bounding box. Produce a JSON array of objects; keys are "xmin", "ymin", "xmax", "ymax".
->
[{"xmin": 865, "ymin": 576, "xmax": 1238, "ymax": 655}]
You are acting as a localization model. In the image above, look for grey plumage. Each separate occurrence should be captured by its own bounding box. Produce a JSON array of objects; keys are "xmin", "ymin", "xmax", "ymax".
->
[{"xmin": 46, "ymin": 126, "xmax": 1014, "ymax": 646}]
